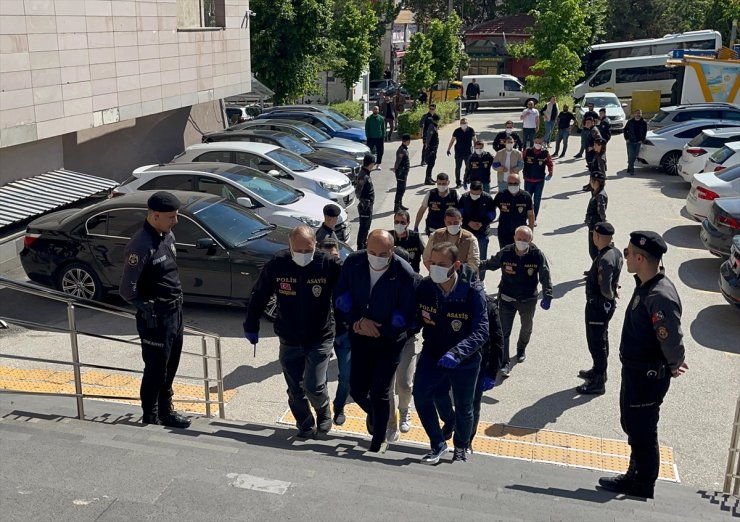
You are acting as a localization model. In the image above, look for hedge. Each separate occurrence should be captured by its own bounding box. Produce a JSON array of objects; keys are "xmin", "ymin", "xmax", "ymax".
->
[
  {"xmin": 329, "ymin": 101, "xmax": 363, "ymax": 121},
  {"xmin": 397, "ymin": 101, "xmax": 460, "ymax": 138}
]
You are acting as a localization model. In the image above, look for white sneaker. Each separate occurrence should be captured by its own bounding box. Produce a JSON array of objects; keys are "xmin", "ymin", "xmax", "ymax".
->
[
  {"xmin": 399, "ymin": 409, "xmax": 411, "ymax": 433},
  {"xmin": 386, "ymin": 428, "xmax": 400, "ymax": 442}
]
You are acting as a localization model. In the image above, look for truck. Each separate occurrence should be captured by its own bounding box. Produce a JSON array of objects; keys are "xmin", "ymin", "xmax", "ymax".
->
[{"xmin": 666, "ymin": 54, "xmax": 740, "ymax": 105}]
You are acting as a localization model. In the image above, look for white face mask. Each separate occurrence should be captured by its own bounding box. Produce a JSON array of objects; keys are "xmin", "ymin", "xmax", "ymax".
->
[
  {"xmin": 508, "ymin": 185, "xmax": 520, "ymax": 194},
  {"xmin": 474, "ymin": 148, "xmax": 483, "ymax": 155},
  {"xmin": 437, "ymin": 184, "xmax": 448, "ymax": 193},
  {"xmin": 291, "ymin": 249, "xmax": 314, "ymax": 267},
  {"xmin": 470, "ymin": 193, "xmax": 481, "ymax": 201},
  {"xmin": 430, "ymin": 265, "xmax": 453, "ymax": 284},
  {"xmin": 393, "ymin": 223, "xmax": 407, "ymax": 234},
  {"xmin": 515, "ymin": 240, "xmax": 529, "ymax": 252},
  {"xmin": 368, "ymin": 252, "xmax": 391, "ymax": 271},
  {"xmin": 505, "ymin": 128, "xmax": 513, "ymax": 135},
  {"xmin": 533, "ymin": 143, "xmax": 543, "ymax": 150},
  {"xmin": 461, "ymin": 124, "xmax": 468, "ymax": 130},
  {"xmin": 446, "ymin": 224, "xmax": 461, "ymax": 235},
  {"xmin": 505, "ymin": 143, "xmax": 513, "ymax": 151}
]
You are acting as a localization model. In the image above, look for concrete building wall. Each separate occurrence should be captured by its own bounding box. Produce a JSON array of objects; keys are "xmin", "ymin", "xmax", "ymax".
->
[{"xmin": 0, "ymin": 135, "xmax": 63, "ymax": 183}]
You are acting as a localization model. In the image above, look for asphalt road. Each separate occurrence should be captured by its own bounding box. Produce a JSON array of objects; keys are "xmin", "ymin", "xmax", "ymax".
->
[{"xmin": 0, "ymin": 108, "xmax": 738, "ymax": 491}]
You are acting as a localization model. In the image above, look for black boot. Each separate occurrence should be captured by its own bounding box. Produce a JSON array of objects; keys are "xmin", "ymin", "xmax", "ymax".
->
[
  {"xmin": 578, "ymin": 368, "xmax": 607, "ymax": 382},
  {"xmin": 577, "ymin": 375, "xmax": 605, "ymax": 395},
  {"xmin": 142, "ymin": 410, "xmax": 162, "ymax": 425},
  {"xmin": 333, "ymin": 404, "xmax": 346, "ymax": 426},
  {"xmin": 158, "ymin": 393, "xmax": 191, "ymax": 429},
  {"xmin": 317, "ymin": 406, "xmax": 332, "ymax": 434},
  {"xmin": 598, "ymin": 474, "xmax": 653, "ymax": 498}
]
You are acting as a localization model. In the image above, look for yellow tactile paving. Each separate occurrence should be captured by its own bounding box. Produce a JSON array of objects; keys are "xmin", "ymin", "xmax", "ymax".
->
[
  {"xmin": 278, "ymin": 403, "xmax": 680, "ymax": 482},
  {"xmin": 0, "ymin": 365, "xmax": 237, "ymax": 416}
]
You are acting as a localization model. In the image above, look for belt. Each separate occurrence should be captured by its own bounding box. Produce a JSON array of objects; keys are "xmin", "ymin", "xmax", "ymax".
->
[
  {"xmin": 152, "ymin": 295, "xmax": 183, "ymax": 312},
  {"xmin": 620, "ymin": 357, "xmax": 667, "ymax": 378}
]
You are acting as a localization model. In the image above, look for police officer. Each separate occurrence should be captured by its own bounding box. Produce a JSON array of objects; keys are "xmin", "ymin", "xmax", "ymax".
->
[
  {"xmin": 315, "ymin": 203, "xmax": 341, "ymax": 243},
  {"xmin": 355, "ymin": 154, "xmax": 376, "ymax": 250},
  {"xmin": 459, "ymin": 181, "xmax": 496, "ymax": 280},
  {"xmin": 577, "ymin": 222, "xmax": 623, "ymax": 395},
  {"xmin": 492, "ymin": 121, "xmax": 523, "ymax": 151},
  {"xmin": 120, "ymin": 191, "xmax": 190, "ymax": 428},
  {"xmin": 597, "ymin": 108, "xmax": 612, "ymax": 143},
  {"xmin": 244, "ymin": 225, "xmax": 342, "ymax": 438},
  {"xmin": 466, "ymin": 141, "xmax": 495, "ymax": 192},
  {"xmin": 479, "ymin": 225, "xmax": 553, "ymax": 376},
  {"xmin": 391, "ymin": 133, "xmax": 411, "ymax": 212},
  {"xmin": 413, "ymin": 173, "xmax": 459, "ymax": 235},
  {"xmin": 585, "ymin": 171, "xmax": 608, "ymax": 261},
  {"xmin": 413, "ymin": 242, "xmax": 488, "ymax": 464},
  {"xmin": 599, "ymin": 231, "xmax": 688, "ymax": 499},
  {"xmin": 492, "ymin": 173, "xmax": 536, "ymax": 250},
  {"xmin": 390, "ymin": 209, "xmax": 425, "ymax": 273},
  {"xmin": 419, "ymin": 104, "xmax": 436, "ymax": 167}
]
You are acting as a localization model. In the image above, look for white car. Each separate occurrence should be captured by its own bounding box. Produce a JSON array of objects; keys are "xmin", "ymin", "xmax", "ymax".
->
[
  {"xmin": 574, "ymin": 92, "xmax": 627, "ymax": 131},
  {"xmin": 637, "ymin": 120, "xmax": 739, "ymax": 175},
  {"xmin": 704, "ymin": 141, "xmax": 740, "ymax": 173},
  {"xmin": 172, "ymin": 142, "xmax": 356, "ymax": 207},
  {"xmin": 119, "ymin": 163, "xmax": 352, "ymax": 241},
  {"xmin": 677, "ymin": 128, "xmax": 740, "ymax": 182},
  {"xmin": 685, "ymin": 165, "xmax": 740, "ymax": 221}
]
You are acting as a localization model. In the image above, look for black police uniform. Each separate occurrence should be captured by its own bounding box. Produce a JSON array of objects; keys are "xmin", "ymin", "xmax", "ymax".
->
[
  {"xmin": 120, "ymin": 194, "xmax": 188, "ymax": 427},
  {"xmin": 492, "ymin": 189, "xmax": 534, "ymax": 249},
  {"xmin": 425, "ymin": 188, "xmax": 459, "ymax": 233},
  {"xmin": 480, "ymin": 243, "xmax": 553, "ymax": 366},
  {"xmin": 460, "ymin": 190, "xmax": 496, "ymax": 280},
  {"xmin": 419, "ymin": 111, "xmax": 434, "ymax": 165},
  {"xmin": 393, "ymin": 143, "xmax": 411, "ymax": 211},
  {"xmin": 597, "ymin": 118, "xmax": 612, "ymax": 143},
  {"xmin": 466, "ymin": 151, "xmax": 494, "ymax": 188},
  {"xmin": 316, "ymin": 224, "xmax": 338, "ymax": 243},
  {"xmin": 424, "ymin": 123, "xmax": 440, "ymax": 183},
  {"xmin": 355, "ymin": 167, "xmax": 375, "ymax": 250},
  {"xmin": 451, "ymin": 126, "xmax": 476, "ymax": 185},
  {"xmin": 390, "ymin": 229, "xmax": 424, "ymax": 273},
  {"xmin": 610, "ymin": 231, "xmax": 685, "ymax": 497},
  {"xmin": 244, "ymin": 250, "xmax": 341, "ymax": 434},
  {"xmin": 585, "ymin": 185, "xmax": 608, "ymax": 260},
  {"xmin": 580, "ymin": 227, "xmax": 622, "ymax": 391},
  {"xmin": 492, "ymin": 130, "xmax": 523, "ymax": 151},
  {"xmin": 585, "ymin": 127, "xmax": 603, "ymax": 170}
]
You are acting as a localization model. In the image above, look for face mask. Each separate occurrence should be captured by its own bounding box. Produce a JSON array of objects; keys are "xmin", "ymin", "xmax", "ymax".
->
[
  {"xmin": 534, "ymin": 144, "xmax": 543, "ymax": 150},
  {"xmin": 515, "ymin": 240, "xmax": 529, "ymax": 252},
  {"xmin": 474, "ymin": 148, "xmax": 483, "ymax": 155},
  {"xmin": 470, "ymin": 193, "xmax": 481, "ymax": 201},
  {"xmin": 505, "ymin": 128, "xmax": 512, "ymax": 135},
  {"xmin": 430, "ymin": 265, "xmax": 453, "ymax": 284},
  {"xmin": 508, "ymin": 185, "xmax": 520, "ymax": 195},
  {"xmin": 437, "ymin": 184, "xmax": 448, "ymax": 193},
  {"xmin": 461, "ymin": 124, "xmax": 468, "ymax": 130},
  {"xmin": 368, "ymin": 253, "xmax": 390, "ymax": 271},
  {"xmin": 393, "ymin": 223, "xmax": 407, "ymax": 234},
  {"xmin": 635, "ymin": 115, "xmax": 641, "ymax": 120},
  {"xmin": 291, "ymin": 249, "xmax": 314, "ymax": 267},
  {"xmin": 505, "ymin": 143, "xmax": 513, "ymax": 151},
  {"xmin": 446, "ymin": 224, "xmax": 461, "ymax": 235}
]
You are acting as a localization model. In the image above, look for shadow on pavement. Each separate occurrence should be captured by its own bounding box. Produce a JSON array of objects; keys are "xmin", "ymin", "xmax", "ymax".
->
[
  {"xmin": 543, "ymin": 222, "xmax": 587, "ymax": 236},
  {"xmin": 505, "ymin": 484, "xmax": 628, "ymax": 504},
  {"xmin": 506, "ymin": 388, "xmax": 600, "ymax": 431},
  {"xmin": 663, "ymin": 224, "xmax": 703, "ymax": 250},
  {"xmin": 543, "ymin": 189, "xmax": 588, "ymax": 201},
  {"xmin": 697, "ymin": 490, "xmax": 740, "ymax": 517},
  {"xmin": 645, "ymin": 177, "xmax": 688, "ymax": 200},
  {"xmin": 552, "ymin": 278, "xmax": 586, "ymax": 299},
  {"xmin": 221, "ymin": 359, "xmax": 284, "ymax": 390},
  {"xmin": 677, "ymin": 257, "xmax": 723, "ymax": 292},
  {"xmin": 690, "ymin": 304, "xmax": 740, "ymax": 354}
]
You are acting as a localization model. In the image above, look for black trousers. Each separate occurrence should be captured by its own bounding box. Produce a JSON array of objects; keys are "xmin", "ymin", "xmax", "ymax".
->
[
  {"xmin": 620, "ymin": 367, "xmax": 671, "ymax": 487},
  {"xmin": 368, "ymin": 137, "xmax": 384, "ymax": 164},
  {"xmin": 498, "ymin": 296, "xmax": 537, "ymax": 364},
  {"xmin": 394, "ymin": 170, "xmax": 408, "ymax": 209},
  {"xmin": 136, "ymin": 306, "xmax": 184, "ymax": 415},
  {"xmin": 357, "ymin": 215, "xmax": 372, "ymax": 250},
  {"xmin": 425, "ymin": 151, "xmax": 437, "ymax": 182},
  {"xmin": 497, "ymin": 226, "xmax": 516, "ymax": 250},
  {"xmin": 279, "ymin": 338, "xmax": 333, "ymax": 431},
  {"xmin": 584, "ymin": 297, "xmax": 616, "ymax": 375},
  {"xmin": 349, "ymin": 333, "xmax": 405, "ymax": 447},
  {"xmin": 588, "ymin": 228, "xmax": 599, "ymax": 260},
  {"xmin": 454, "ymin": 155, "xmax": 468, "ymax": 185}
]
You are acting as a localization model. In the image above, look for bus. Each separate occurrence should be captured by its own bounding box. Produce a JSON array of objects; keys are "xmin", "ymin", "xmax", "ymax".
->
[{"xmin": 582, "ymin": 30, "xmax": 722, "ymax": 77}]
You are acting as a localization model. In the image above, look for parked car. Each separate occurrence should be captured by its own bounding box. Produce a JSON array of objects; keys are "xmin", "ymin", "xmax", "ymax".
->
[
  {"xmin": 255, "ymin": 111, "xmax": 367, "ymax": 143},
  {"xmin": 226, "ymin": 119, "xmax": 370, "ymax": 161},
  {"xmin": 685, "ymin": 165, "xmax": 740, "ymax": 221},
  {"xmin": 700, "ymin": 197, "xmax": 740, "ymax": 257},
  {"xmin": 574, "ymin": 92, "xmax": 627, "ymax": 131},
  {"xmin": 201, "ymin": 129, "xmax": 360, "ymax": 179},
  {"xmin": 719, "ymin": 235, "xmax": 740, "ymax": 309},
  {"xmin": 678, "ymin": 128, "xmax": 740, "ymax": 182},
  {"xmin": 460, "ymin": 75, "xmax": 538, "ymax": 108},
  {"xmin": 647, "ymin": 102, "xmax": 740, "ymax": 131},
  {"xmin": 704, "ymin": 141, "xmax": 740, "ymax": 173},
  {"xmin": 426, "ymin": 80, "xmax": 463, "ymax": 104},
  {"xmin": 369, "ymin": 79, "xmax": 396, "ymax": 102},
  {"xmin": 225, "ymin": 106, "xmax": 253, "ymax": 125},
  {"xmin": 171, "ymin": 142, "xmax": 356, "ymax": 207},
  {"xmin": 20, "ymin": 191, "xmax": 290, "ymax": 304},
  {"xmin": 262, "ymin": 105, "xmax": 364, "ymax": 129},
  {"xmin": 637, "ymin": 120, "xmax": 740, "ymax": 175},
  {"xmin": 114, "ymin": 162, "xmax": 351, "ymax": 242}
]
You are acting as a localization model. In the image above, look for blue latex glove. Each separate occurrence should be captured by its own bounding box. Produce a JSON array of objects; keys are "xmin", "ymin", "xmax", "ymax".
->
[
  {"xmin": 540, "ymin": 297, "xmax": 552, "ymax": 310},
  {"xmin": 463, "ymin": 183, "xmax": 468, "ymax": 190},
  {"xmin": 492, "ymin": 161, "xmax": 501, "ymax": 169},
  {"xmin": 545, "ymin": 174, "xmax": 553, "ymax": 181},
  {"xmin": 438, "ymin": 352, "xmax": 459, "ymax": 369},
  {"xmin": 486, "ymin": 210, "xmax": 496, "ymax": 222},
  {"xmin": 413, "ymin": 225, "xmax": 419, "ymax": 233},
  {"xmin": 390, "ymin": 310, "xmax": 406, "ymax": 329},
  {"xmin": 446, "ymin": 150, "xmax": 451, "ymax": 156},
  {"xmin": 480, "ymin": 376, "xmax": 496, "ymax": 391},
  {"xmin": 244, "ymin": 331, "xmax": 259, "ymax": 344},
  {"xmin": 335, "ymin": 292, "xmax": 352, "ymax": 313}
]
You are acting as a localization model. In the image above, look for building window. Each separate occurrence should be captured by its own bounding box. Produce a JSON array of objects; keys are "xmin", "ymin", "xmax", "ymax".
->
[{"xmin": 177, "ymin": 0, "xmax": 225, "ymax": 29}]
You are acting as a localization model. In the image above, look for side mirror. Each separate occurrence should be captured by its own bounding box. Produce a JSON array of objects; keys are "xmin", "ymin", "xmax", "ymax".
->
[
  {"xmin": 196, "ymin": 238, "xmax": 217, "ymax": 249},
  {"xmin": 267, "ymin": 169, "xmax": 281, "ymax": 177},
  {"xmin": 236, "ymin": 196, "xmax": 254, "ymax": 208}
]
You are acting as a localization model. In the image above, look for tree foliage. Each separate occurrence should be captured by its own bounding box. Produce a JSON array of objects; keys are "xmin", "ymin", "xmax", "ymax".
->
[
  {"xmin": 426, "ymin": 13, "xmax": 467, "ymax": 86},
  {"xmin": 370, "ymin": 0, "xmax": 402, "ymax": 44},
  {"xmin": 401, "ymin": 32, "xmax": 435, "ymax": 96},
  {"xmin": 524, "ymin": 44, "xmax": 584, "ymax": 97},
  {"xmin": 332, "ymin": 1, "xmax": 376, "ymax": 96}
]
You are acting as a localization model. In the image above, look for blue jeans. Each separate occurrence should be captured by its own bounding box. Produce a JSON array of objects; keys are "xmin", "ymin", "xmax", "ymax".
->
[
  {"xmin": 413, "ymin": 352, "xmax": 480, "ymax": 451},
  {"xmin": 626, "ymin": 142, "xmax": 641, "ymax": 172},
  {"xmin": 333, "ymin": 332, "xmax": 351, "ymax": 409},
  {"xmin": 524, "ymin": 179, "xmax": 545, "ymax": 218},
  {"xmin": 554, "ymin": 129, "xmax": 570, "ymax": 156},
  {"xmin": 543, "ymin": 121, "xmax": 556, "ymax": 144},
  {"xmin": 475, "ymin": 232, "xmax": 489, "ymax": 281},
  {"xmin": 523, "ymin": 128, "xmax": 536, "ymax": 148}
]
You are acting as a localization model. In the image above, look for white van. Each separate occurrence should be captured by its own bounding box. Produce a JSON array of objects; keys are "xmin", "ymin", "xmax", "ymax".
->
[
  {"xmin": 462, "ymin": 74, "xmax": 539, "ymax": 108},
  {"xmin": 573, "ymin": 55, "xmax": 675, "ymax": 103}
]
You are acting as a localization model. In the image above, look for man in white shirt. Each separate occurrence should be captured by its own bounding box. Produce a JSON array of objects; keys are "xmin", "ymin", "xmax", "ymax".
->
[{"xmin": 520, "ymin": 100, "xmax": 540, "ymax": 149}]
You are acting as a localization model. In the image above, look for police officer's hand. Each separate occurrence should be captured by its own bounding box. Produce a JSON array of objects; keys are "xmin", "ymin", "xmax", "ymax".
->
[
  {"xmin": 480, "ymin": 376, "xmax": 496, "ymax": 392},
  {"xmin": 540, "ymin": 297, "xmax": 552, "ymax": 310},
  {"xmin": 671, "ymin": 361, "xmax": 688, "ymax": 378},
  {"xmin": 438, "ymin": 352, "xmax": 459, "ymax": 369},
  {"xmin": 244, "ymin": 331, "xmax": 259, "ymax": 345}
]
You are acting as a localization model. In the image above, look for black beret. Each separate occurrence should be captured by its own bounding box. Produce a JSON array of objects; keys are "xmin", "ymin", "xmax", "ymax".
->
[
  {"xmin": 594, "ymin": 221, "xmax": 614, "ymax": 235},
  {"xmin": 323, "ymin": 204, "xmax": 341, "ymax": 217},
  {"xmin": 147, "ymin": 191, "xmax": 181, "ymax": 212},
  {"xmin": 470, "ymin": 180, "xmax": 483, "ymax": 190},
  {"xmin": 630, "ymin": 230, "xmax": 668, "ymax": 258},
  {"xmin": 363, "ymin": 154, "xmax": 376, "ymax": 167},
  {"xmin": 590, "ymin": 170, "xmax": 606, "ymax": 180}
]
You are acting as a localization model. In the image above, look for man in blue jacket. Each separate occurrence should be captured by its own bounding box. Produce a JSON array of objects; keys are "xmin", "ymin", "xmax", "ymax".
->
[
  {"xmin": 334, "ymin": 229, "xmax": 417, "ymax": 453},
  {"xmin": 413, "ymin": 242, "xmax": 489, "ymax": 464}
]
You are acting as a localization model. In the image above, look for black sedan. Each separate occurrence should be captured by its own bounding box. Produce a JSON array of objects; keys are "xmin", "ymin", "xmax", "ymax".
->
[{"xmin": 20, "ymin": 191, "xmax": 294, "ymax": 306}]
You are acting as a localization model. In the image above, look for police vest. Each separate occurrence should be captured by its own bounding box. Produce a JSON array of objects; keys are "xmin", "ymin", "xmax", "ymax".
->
[
  {"xmin": 495, "ymin": 191, "xmax": 531, "ymax": 234},
  {"xmin": 468, "ymin": 153, "xmax": 494, "ymax": 183},
  {"xmin": 523, "ymin": 150, "xmax": 548, "ymax": 181},
  {"xmin": 426, "ymin": 189, "xmax": 458, "ymax": 231}
]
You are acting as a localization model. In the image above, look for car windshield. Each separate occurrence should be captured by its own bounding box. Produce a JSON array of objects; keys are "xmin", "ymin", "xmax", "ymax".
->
[
  {"xmin": 222, "ymin": 171, "xmax": 301, "ymax": 206},
  {"xmin": 715, "ymin": 166, "xmax": 740, "ymax": 181},
  {"xmin": 266, "ymin": 149, "xmax": 317, "ymax": 172},
  {"xmin": 294, "ymin": 123, "xmax": 330, "ymax": 142},
  {"xmin": 651, "ymin": 111, "xmax": 668, "ymax": 123},
  {"xmin": 274, "ymin": 134, "xmax": 314, "ymax": 154},
  {"xmin": 315, "ymin": 114, "xmax": 343, "ymax": 132},
  {"xmin": 325, "ymin": 109, "xmax": 349, "ymax": 122},
  {"xmin": 654, "ymin": 122, "xmax": 695, "ymax": 135},
  {"xmin": 585, "ymin": 96, "xmax": 620, "ymax": 108},
  {"xmin": 191, "ymin": 198, "xmax": 272, "ymax": 247}
]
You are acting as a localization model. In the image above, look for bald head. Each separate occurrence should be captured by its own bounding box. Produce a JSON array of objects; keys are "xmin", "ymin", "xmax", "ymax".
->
[
  {"xmin": 514, "ymin": 225, "xmax": 533, "ymax": 242},
  {"xmin": 367, "ymin": 229, "xmax": 394, "ymax": 258},
  {"xmin": 289, "ymin": 225, "xmax": 316, "ymax": 253},
  {"xmin": 507, "ymin": 173, "xmax": 520, "ymax": 185}
]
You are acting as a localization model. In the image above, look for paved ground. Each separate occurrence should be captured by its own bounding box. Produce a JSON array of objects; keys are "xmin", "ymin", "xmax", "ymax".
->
[{"xmin": 0, "ymin": 108, "xmax": 738, "ymax": 493}]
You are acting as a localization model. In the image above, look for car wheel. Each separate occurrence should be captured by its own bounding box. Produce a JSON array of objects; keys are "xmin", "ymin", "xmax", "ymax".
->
[
  {"xmin": 263, "ymin": 294, "xmax": 278, "ymax": 321},
  {"xmin": 57, "ymin": 262, "xmax": 103, "ymax": 301},
  {"xmin": 660, "ymin": 151, "xmax": 681, "ymax": 175}
]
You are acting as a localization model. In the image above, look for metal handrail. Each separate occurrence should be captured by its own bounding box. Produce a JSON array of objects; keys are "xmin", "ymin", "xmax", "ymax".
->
[
  {"xmin": 724, "ymin": 396, "xmax": 740, "ymax": 497},
  {"xmin": 0, "ymin": 276, "xmax": 225, "ymax": 420}
]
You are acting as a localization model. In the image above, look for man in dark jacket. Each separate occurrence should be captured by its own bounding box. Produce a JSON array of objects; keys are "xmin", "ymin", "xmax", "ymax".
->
[
  {"xmin": 381, "ymin": 94, "xmax": 397, "ymax": 141},
  {"xmin": 424, "ymin": 114, "xmax": 441, "ymax": 184},
  {"xmin": 355, "ymin": 154, "xmax": 376, "ymax": 250},
  {"xmin": 492, "ymin": 173, "xmax": 536, "ymax": 249},
  {"xmin": 334, "ymin": 230, "xmax": 417, "ymax": 453},
  {"xmin": 492, "ymin": 120, "xmax": 523, "ymax": 151},
  {"xmin": 419, "ymin": 104, "xmax": 436, "ymax": 166},
  {"xmin": 391, "ymin": 134, "xmax": 411, "ymax": 211},
  {"xmin": 466, "ymin": 141, "xmax": 495, "ymax": 192},
  {"xmin": 459, "ymin": 181, "xmax": 496, "ymax": 280},
  {"xmin": 597, "ymin": 108, "xmax": 612, "ymax": 143},
  {"xmin": 243, "ymin": 225, "xmax": 342, "ymax": 438},
  {"xmin": 465, "ymin": 78, "xmax": 481, "ymax": 114},
  {"xmin": 315, "ymin": 203, "xmax": 341, "ymax": 243},
  {"xmin": 365, "ymin": 106, "xmax": 385, "ymax": 167},
  {"xmin": 624, "ymin": 110, "xmax": 648, "ymax": 175}
]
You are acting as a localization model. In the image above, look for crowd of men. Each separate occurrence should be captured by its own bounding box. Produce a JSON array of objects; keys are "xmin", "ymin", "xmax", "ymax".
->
[{"xmin": 121, "ymin": 103, "xmax": 686, "ymax": 499}]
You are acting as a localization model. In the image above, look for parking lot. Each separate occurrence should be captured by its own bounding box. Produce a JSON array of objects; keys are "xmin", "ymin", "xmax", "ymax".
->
[{"xmin": 0, "ymin": 108, "xmax": 738, "ymax": 491}]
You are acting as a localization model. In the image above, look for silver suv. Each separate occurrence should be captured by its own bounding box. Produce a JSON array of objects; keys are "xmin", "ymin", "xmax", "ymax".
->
[{"xmin": 648, "ymin": 103, "xmax": 740, "ymax": 131}]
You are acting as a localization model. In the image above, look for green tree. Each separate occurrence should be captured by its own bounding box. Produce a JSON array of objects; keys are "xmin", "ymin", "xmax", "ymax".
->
[
  {"xmin": 370, "ymin": 0, "xmax": 401, "ymax": 44},
  {"xmin": 250, "ymin": 0, "xmax": 333, "ymax": 104},
  {"xmin": 426, "ymin": 13, "xmax": 468, "ymax": 97},
  {"xmin": 369, "ymin": 47, "xmax": 385, "ymax": 80},
  {"xmin": 401, "ymin": 32, "xmax": 435, "ymax": 97},
  {"xmin": 332, "ymin": 1, "xmax": 376, "ymax": 98},
  {"xmin": 524, "ymin": 44, "xmax": 584, "ymax": 97}
]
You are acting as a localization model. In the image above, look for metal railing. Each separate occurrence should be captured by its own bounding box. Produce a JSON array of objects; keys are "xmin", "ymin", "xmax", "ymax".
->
[
  {"xmin": 724, "ymin": 396, "xmax": 740, "ymax": 496},
  {"xmin": 0, "ymin": 276, "xmax": 225, "ymax": 420}
]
